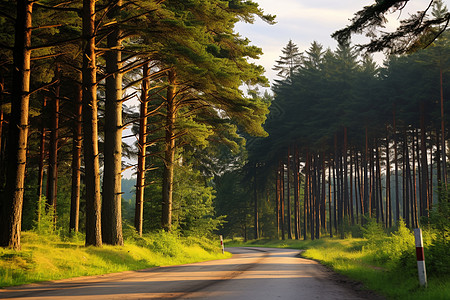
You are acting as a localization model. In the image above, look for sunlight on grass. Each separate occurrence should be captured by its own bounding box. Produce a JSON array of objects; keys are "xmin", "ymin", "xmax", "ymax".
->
[{"xmin": 0, "ymin": 231, "xmax": 230, "ymax": 288}]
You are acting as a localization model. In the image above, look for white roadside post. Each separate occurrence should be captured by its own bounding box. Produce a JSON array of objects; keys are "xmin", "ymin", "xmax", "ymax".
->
[
  {"xmin": 414, "ymin": 228, "xmax": 427, "ymax": 287},
  {"xmin": 220, "ymin": 235, "xmax": 224, "ymax": 254}
]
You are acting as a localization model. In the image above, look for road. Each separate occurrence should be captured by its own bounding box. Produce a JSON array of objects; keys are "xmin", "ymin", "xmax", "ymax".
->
[{"xmin": 0, "ymin": 247, "xmax": 381, "ymax": 299}]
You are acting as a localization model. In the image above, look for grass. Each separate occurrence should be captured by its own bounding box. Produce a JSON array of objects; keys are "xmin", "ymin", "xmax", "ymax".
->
[
  {"xmin": 226, "ymin": 236, "xmax": 450, "ymax": 300},
  {"xmin": 0, "ymin": 230, "xmax": 230, "ymax": 288}
]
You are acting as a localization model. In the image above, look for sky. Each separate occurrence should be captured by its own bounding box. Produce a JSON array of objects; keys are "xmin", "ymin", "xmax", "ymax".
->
[{"xmin": 234, "ymin": 0, "xmax": 433, "ymax": 86}]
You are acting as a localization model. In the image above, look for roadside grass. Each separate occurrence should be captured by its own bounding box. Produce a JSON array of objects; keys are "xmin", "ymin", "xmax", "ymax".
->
[
  {"xmin": 0, "ymin": 230, "xmax": 230, "ymax": 288},
  {"xmin": 226, "ymin": 232, "xmax": 449, "ymax": 300}
]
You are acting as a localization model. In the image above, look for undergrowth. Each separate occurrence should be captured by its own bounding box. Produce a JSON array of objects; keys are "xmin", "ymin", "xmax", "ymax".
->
[{"xmin": 0, "ymin": 225, "xmax": 230, "ymax": 288}]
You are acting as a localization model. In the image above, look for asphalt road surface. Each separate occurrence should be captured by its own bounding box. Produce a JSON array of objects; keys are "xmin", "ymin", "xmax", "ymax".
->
[{"xmin": 1, "ymin": 247, "xmax": 382, "ymax": 299}]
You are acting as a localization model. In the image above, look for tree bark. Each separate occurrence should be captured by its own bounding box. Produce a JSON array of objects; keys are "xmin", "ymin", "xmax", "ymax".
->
[
  {"xmin": 286, "ymin": 148, "xmax": 292, "ymax": 239},
  {"xmin": 0, "ymin": 77, "xmax": 4, "ymax": 164},
  {"xmin": 161, "ymin": 69, "xmax": 177, "ymax": 232},
  {"xmin": 254, "ymin": 163, "xmax": 259, "ymax": 239},
  {"xmin": 393, "ymin": 107, "xmax": 400, "ymax": 223},
  {"xmin": 420, "ymin": 105, "xmax": 428, "ymax": 219},
  {"xmin": 386, "ymin": 128, "xmax": 391, "ymax": 228},
  {"xmin": 135, "ymin": 63, "xmax": 149, "ymax": 236},
  {"xmin": 0, "ymin": 0, "xmax": 33, "ymax": 250},
  {"xmin": 70, "ymin": 80, "xmax": 82, "ymax": 233},
  {"xmin": 303, "ymin": 153, "xmax": 309, "ymax": 240},
  {"xmin": 294, "ymin": 146, "xmax": 299, "ymax": 239},
  {"xmin": 46, "ymin": 67, "xmax": 60, "ymax": 224},
  {"xmin": 440, "ymin": 68, "xmax": 447, "ymax": 187},
  {"xmin": 37, "ymin": 97, "xmax": 48, "ymax": 229},
  {"xmin": 102, "ymin": 3, "xmax": 124, "ymax": 245},
  {"xmin": 276, "ymin": 167, "xmax": 280, "ymax": 239},
  {"xmin": 82, "ymin": 0, "xmax": 102, "ymax": 247}
]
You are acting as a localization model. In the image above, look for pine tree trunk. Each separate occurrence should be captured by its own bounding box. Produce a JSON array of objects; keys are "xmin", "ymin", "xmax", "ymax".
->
[
  {"xmin": 276, "ymin": 167, "xmax": 280, "ymax": 239},
  {"xmin": 404, "ymin": 130, "xmax": 410, "ymax": 227},
  {"xmin": 350, "ymin": 149, "xmax": 354, "ymax": 225},
  {"xmin": 37, "ymin": 97, "xmax": 48, "ymax": 228},
  {"xmin": 364, "ymin": 128, "xmax": 369, "ymax": 220},
  {"xmin": 47, "ymin": 68, "xmax": 60, "ymax": 223},
  {"xmin": 281, "ymin": 161, "xmax": 285, "ymax": 240},
  {"xmin": 343, "ymin": 128, "xmax": 349, "ymax": 226},
  {"xmin": 412, "ymin": 130, "xmax": 418, "ymax": 228},
  {"xmin": 70, "ymin": 80, "xmax": 82, "ymax": 233},
  {"xmin": 102, "ymin": 9, "xmax": 124, "ymax": 245},
  {"xmin": 386, "ymin": 128, "xmax": 391, "ymax": 228},
  {"xmin": 294, "ymin": 146, "xmax": 299, "ymax": 239},
  {"xmin": 0, "ymin": 76, "xmax": 4, "ymax": 164},
  {"xmin": 253, "ymin": 163, "xmax": 259, "ymax": 239},
  {"xmin": 321, "ymin": 155, "xmax": 326, "ymax": 233},
  {"xmin": 303, "ymin": 153, "xmax": 309, "ymax": 240},
  {"xmin": 440, "ymin": 68, "xmax": 447, "ymax": 187},
  {"xmin": 420, "ymin": 105, "xmax": 428, "ymax": 219},
  {"xmin": 394, "ymin": 108, "xmax": 400, "ymax": 223},
  {"xmin": 436, "ymin": 128, "xmax": 442, "ymax": 201},
  {"xmin": 376, "ymin": 143, "xmax": 384, "ymax": 225},
  {"xmin": 161, "ymin": 70, "xmax": 177, "ymax": 232},
  {"xmin": 328, "ymin": 162, "xmax": 333, "ymax": 237},
  {"xmin": 287, "ymin": 148, "xmax": 292, "ymax": 239},
  {"xmin": 135, "ymin": 63, "xmax": 149, "ymax": 236},
  {"xmin": 355, "ymin": 151, "xmax": 361, "ymax": 223},
  {"xmin": 82, "ymin": 0, "xmax": 102, "ymax": 247},
  {"xmin": 0, "ymin": 0, "xmax": 33, "ymax": 250}
]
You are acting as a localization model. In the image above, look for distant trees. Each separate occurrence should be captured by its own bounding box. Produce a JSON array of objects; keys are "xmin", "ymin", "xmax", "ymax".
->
[{"xmin": 219, "ymin": 30, "xmax": 449, "ymax": 239}]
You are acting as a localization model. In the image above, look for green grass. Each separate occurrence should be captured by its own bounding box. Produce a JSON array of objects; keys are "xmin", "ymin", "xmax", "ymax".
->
[
  {"xmin": 226, "ymin": 237, "xmax": 450, "ymax": 300},
  {"xmin": 0, "ymin": 231, "xmax": 230, "ymax": 288}
]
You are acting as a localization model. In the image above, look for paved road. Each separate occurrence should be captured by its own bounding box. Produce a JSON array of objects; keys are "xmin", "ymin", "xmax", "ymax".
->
[{"xmin": 1, "ymin": 247, "xmax": 380, "ymax": 299}]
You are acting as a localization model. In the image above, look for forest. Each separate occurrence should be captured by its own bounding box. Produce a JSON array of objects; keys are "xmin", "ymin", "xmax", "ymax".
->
[
  {"xmin": 216, "ymin": 1, "xmax": 450, "ymax": 243},
  {"xmin": 0, "ymin": 0, "xmax": 449, "ymax": 258},
  {"xmin": 0, "ymin": 0, "xmax": 274, "ymax": 250}
]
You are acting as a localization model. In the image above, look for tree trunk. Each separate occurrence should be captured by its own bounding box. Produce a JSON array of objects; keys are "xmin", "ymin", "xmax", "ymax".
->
[
  {"xmin": 70, "ymin": 80, "xmax": 82, "ymax": 233},
  {"xmin": 135, "ymin": 63, "xmax": 149, "ymax": 236},
  {"xmin": 276, "ymin": 167, "xmax": 280, "ymax": 239},
  {"xmin": 412, "ymin": 130, "xmax": 418, "ymax": 228},
  {"xmin": 280, "ymin": 160, "xmax": 285, "ymax": 240},
  {"xmin": 376, "ymin": 142, "xmax": 384, "ymax": 225},
  {"xmin": 82, "ymin": 0, "xmax": 102, "ymax": 247},
  {"xmin": 253, "ymin": 163, "xmax": 259, "ymax": 239},
  {"xmin": 364, "ymin": 127, "xmax": 369, "ymax": 220},
  {"xmin": 37, "ymin": 97, "xmax": 48, "ymax": 229},
  {"xmin": 436, "ymin": 128, "xmax": 442, "ymax": 201},
  {"xmin": 294, "ymin": 146, "xmax": 299, "ymax": 239},
  {"xmin": 349, "ymin": 148, "xmax": 354, "ymax": 225},
  {"xmin": 0, "ymin": 0, "xmax": 33, "ymax": 250},
  {"xmin": 440, "ymin": 68, "xmax": 447, "ymax": 187},
  {"xmin": 0, "ymin": 76, "xmax": 4, "ymax": 164},
  {"xmin": 286, "ymin": 148, "xmax": 292, "ymax": 239},
  {"xmin": 102, "ymin": 6, "xmax": 124, "ymax": 245},
  {"xmin": 46, "ymin": 67, "xmax": 60, "ymax": 224},
  {"xmin": 161, "ymin": 69, "xmax": 177, "ymax": 232},
  {"xmin": 420, "ymin": 105, "xmax": 428, "ymax": 219},
  {"xmin": 404, "ymin": 130, "xmax": 410, "ymax": 227},
  {"xmin": 393, "ymin": 107, "xmax": 400, "ymax": 223},
  {"xmin": 303, "ymin": 153, "xmax": 309, "ymax": 240},
  {"xmin": 328, "ymin": 161, "xmax": 333, "ymax": 237},
  {"xmin": 343, "ymin": 128, "xmax": 349, "ymax": 226},
  {"xmin": 321, "ymin": 155, "xmax": 326, "ymax": 233},
  {"xmin": 386, "ymin": 128, "xmax": 391, "ymax": 228}
]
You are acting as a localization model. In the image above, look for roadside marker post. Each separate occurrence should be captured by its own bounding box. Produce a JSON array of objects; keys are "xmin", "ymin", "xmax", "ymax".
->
[
  {"xmin": 220, "ymin": 235, "xmax": 224, "ymax": 254},
  {"xmin": 414, "ymin": 228, "xmax": 427, "ymax": 288}
]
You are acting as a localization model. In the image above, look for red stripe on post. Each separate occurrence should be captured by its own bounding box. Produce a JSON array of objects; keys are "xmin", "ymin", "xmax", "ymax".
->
[{"xmin": 416, "ymin": 247, "xmax": 424, "ymax": 261}]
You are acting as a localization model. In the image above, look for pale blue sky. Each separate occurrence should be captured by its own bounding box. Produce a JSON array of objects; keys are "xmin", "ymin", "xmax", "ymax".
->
[{"xmin": 235, "ymin": 0, "xmax": 432, "ymax": 86}]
